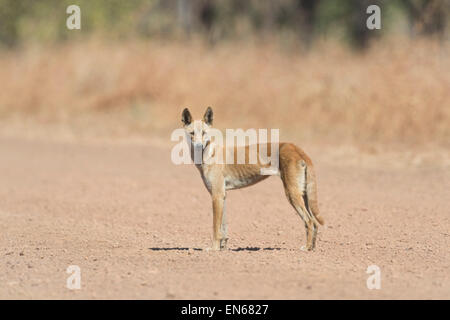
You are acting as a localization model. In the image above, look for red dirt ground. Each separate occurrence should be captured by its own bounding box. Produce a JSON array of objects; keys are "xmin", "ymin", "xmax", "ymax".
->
[{"xmin": 0, "ymin": 137, "xmax": 449, "ymax": 299}]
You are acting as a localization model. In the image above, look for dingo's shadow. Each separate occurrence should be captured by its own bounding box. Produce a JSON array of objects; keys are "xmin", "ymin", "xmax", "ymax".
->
[
  {"xmin": 230, "ymin": 247, "xmax": 283, "ymax": 251},
  {"xmin": 148, "ymin": 247, "xmax": 202, "ymax": 251},
  {"xmin": 148, "ymin": 247, "xmax": 283, "ymax": 252}
]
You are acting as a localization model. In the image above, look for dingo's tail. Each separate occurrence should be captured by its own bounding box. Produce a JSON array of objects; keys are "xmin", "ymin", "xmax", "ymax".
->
[{"xmin": 305, "ymin": 164, "xmax": 324, "ymax": 225}]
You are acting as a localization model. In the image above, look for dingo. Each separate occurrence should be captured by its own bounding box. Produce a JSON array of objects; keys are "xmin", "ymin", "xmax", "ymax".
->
[{"xmin": 181, "ymin": 107, "xmax": 324, "ymax": 251}]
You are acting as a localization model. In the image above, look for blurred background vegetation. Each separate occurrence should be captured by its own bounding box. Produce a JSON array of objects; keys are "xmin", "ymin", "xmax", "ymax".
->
[
  {"xmin": 0, "ymin": 0, "xmax": 448, "ymax": 48},
  {"xmin": 0, "ymin": 1, "xmax": 449, "ymax": 147}
]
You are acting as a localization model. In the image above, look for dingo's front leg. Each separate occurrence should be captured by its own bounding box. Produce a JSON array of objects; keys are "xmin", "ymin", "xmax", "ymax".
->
[
  {"xmin": 211, "ymin": 186, "xmax": 226, "ymax": 251},
  {"xmin": 220, "ymin": 198, "xmax": 228, "ymax": 250}
]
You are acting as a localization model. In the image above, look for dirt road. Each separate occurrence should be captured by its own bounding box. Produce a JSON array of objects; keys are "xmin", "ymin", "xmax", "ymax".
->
[{"xmin": 0, "ymin": 137, "xmax": 449, "ymax": 299}]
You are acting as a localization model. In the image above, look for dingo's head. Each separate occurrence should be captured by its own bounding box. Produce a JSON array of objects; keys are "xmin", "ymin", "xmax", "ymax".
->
[{"xmin": 181, "ymin": 107, "xmax": 213, "ymax": 153}]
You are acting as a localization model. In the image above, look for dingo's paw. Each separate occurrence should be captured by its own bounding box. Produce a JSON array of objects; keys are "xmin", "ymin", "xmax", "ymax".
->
[{"xmin": 205, "ymin": 240, "xmax": 221, "ymax": 252}]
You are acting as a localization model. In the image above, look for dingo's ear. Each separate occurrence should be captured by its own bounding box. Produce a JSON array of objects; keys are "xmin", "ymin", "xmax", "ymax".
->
[
  {"xmin": 182, "ymin": 108, "xmax": 192, "ymax": 126},
  {"xmin": 203, "ymin": 106, "xmax": 213, "ymax": 125}
]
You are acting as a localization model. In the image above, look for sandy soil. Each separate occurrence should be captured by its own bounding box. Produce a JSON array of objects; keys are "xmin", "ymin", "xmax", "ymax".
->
[{"xmin": 0, "ymin": 136, "xmax": 449, "ymax": 299}]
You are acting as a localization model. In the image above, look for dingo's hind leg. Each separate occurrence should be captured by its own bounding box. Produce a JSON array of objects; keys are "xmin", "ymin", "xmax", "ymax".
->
[
  {"xmin": 291, "ymin": 196, "xmax": 315, "ymax": 250},
  {"xmin": 294, "ymin": 200, "xmax": 316, "ymax": 251},
  {"xmin": 280, "ymin": 158, "xmax": 317, "ymax": 251}
]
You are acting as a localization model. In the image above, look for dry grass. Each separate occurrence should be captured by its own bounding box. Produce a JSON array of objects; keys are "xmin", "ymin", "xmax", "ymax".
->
[{"xmin": 0, "ymin": 37, "xmax": 449, "ymax": 146}]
